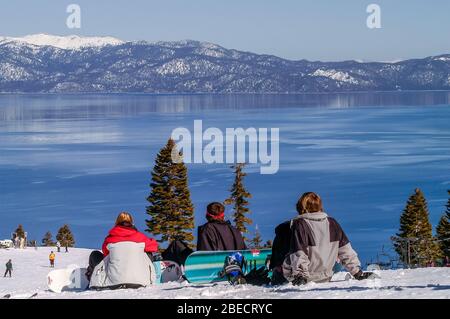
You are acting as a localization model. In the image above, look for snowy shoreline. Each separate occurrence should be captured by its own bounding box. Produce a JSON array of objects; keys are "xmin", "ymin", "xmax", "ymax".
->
[{"xmin": 1, "ymin": 247, "xmax": 449, "ymax": 299}]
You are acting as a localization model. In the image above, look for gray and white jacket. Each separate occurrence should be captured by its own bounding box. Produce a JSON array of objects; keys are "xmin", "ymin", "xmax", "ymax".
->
[
  {"xmin": 89, "ymin": 241, "xmax": 156, "ymax": 289},
  {"xmin": 282, "ymin": 212, "xmax": 361, "ymax": 283}
]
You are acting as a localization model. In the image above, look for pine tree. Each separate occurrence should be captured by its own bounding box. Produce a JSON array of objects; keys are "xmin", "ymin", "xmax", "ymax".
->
[
  {"xmin": 56, "ymin": 225, "xmax": 75, "ymax": 247},
  {"xmin": 436, "ymin": 190, "xmax": 450, "ymax": 258},
  {"xmin": 15, "ymin": 224, "xmax": 25, "ymax": 239},
  {"xmin": 146, "ymin": 138, "xmax": 195, "ymax": 247},
  {"xmin": 227, "ymin": 163, "xmax": 252, "ymax": 242},
  {"xmin": 393, "ymin": 188, "xmax": 441, "ymax": 266},
  {"xmin": 249, "ymin": 225, "xmax": 263, "ymax": 249},
  {"xmin": 42, "ymin": 231, "xmax": 55, "ymax": 247}
]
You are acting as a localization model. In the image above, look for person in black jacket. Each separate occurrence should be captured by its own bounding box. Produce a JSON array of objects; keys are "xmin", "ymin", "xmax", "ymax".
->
[
  {"xmin": 197, "ymin": 202, "xmax": 247, "ymax": 251},
  {"xmin": 269, "ymin": 220, "xmax": 293, "ymax": 285},
  {"xmin": 4, "ymin": 259, "xmax": 12, "ymax": 277}
]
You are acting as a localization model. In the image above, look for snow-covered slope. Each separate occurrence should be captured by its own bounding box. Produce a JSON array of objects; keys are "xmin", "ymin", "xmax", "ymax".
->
[
  {"xmin": 1, "ymin": 248, "xmax": 449, "ymax": 299},
  {"xmin": 0, "ymin": 34, "xmax": 124, "ymax": 49}
]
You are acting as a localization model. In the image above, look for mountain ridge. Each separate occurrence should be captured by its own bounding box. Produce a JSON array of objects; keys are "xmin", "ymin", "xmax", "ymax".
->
[{"xmin": 1, "ymin": 34, "xmax": 450, "ymax": 93}]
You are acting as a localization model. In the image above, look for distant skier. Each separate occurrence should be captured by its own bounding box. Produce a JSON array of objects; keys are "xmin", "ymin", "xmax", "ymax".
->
[
  {"xmin": 197, "ymin": 202, "xmax": 247, "ymax": 251},
  {"xmin": 282, "ymin": 192, "xmax": 374, "ymax": 285},
  {"xmin": 86, "ymin": 212, "xmax": 159, "ymax": 289},
  {"xmin": 65, "ymin": 244, "xmax": 68, "ymax": 253},
  {"xmin": 56, "ymin": 241, "xmax": 61, "ymax": 253},
  {"xmin": 49, "ymin": 251, "xmax": 56, "ymax": 268},
  {"xmin": 4, "ymin": 259, "xmax": 12, "ymax": 277}
]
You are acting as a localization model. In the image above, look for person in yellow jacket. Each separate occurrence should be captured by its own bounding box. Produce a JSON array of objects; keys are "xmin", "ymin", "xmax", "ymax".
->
[{"xmin": 49, "ymin": 251, "xmax": 56, "ymax": 268}]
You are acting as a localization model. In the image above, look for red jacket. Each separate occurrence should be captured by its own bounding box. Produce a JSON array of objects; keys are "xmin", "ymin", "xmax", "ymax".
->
[{"xmin": 102, "ymin": 225, "xmax": 158, "ymax": 256}]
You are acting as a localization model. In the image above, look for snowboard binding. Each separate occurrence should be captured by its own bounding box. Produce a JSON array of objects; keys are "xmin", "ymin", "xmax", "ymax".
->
[{"xmin": 220, "ymin": 252, "xmax": 247, "ymax": 285}]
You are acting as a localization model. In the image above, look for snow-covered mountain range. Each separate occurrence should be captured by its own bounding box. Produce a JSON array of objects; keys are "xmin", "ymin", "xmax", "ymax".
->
[
  {"xmin": 1, "ymin": 34, "xmax": 450, "ymax": 93},
  {"xmin": 0, "ymin": 34, "xmax": 124, "ymax": 50}
]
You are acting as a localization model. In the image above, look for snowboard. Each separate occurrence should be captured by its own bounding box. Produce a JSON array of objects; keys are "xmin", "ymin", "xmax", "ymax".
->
[
  {"xmin": 47, "ymin": 261, "xmax": 182, "ymax": 293},
  {"xmin": 184, "ymin": 249, "xmax": 272, "ymax": 284},
  {"xmin": 47, "ymin": 265, "xmax": 89, "ymax": 293}
]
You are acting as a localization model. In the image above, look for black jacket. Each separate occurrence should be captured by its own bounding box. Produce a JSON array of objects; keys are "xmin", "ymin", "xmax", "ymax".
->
[
  {"xmin": 6, "ymin": 261, "xmax": 12, "ymax": 270},
  {"xmin": 197, "ymin": 220, "xmax": 247, "ymax": 251},
  {"xmin": 269, "ymin": 221, "xmax": 292, "ymax": 270}
]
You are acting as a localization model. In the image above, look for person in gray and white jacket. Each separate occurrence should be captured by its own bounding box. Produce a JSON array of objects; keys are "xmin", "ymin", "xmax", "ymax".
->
[{"xmin": 282, "ymin": 192, "xmax": 374, "ymax": 285}]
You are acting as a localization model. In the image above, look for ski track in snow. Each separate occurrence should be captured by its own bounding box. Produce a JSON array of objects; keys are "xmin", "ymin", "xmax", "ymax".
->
[{"xmin": 1, "ymin": 248, "xmax": 449, "ymax": 299}]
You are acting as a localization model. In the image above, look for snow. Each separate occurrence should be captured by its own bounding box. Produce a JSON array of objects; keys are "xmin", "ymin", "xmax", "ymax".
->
[
  {"xmin": 156, "ymin": 40, "xmax": 204, "ymax": 49},
  {"xmin": 311, "ymin": 69, "xmax": 359, "ymax": 85},
  {"xmin": 1, "ymin": 247, "xmax": 449, "ymax": 299},
  {"xmin": 0, "ymin": 34, "xmax": 425, "ymax": 66},
  {"xmin": 0, "ymin": 62, "xmax": 31, "ymax": 81},
  {"xmin": 0, "ymin": 34, "xmax": 124, "ymax": 50},
  {"xmin": 156, "ymin": 59, "xmax": 191, "ymax": 75},
  {"xmin": 434, "ymin": 56, "xmax": 450, "ymax": 62}
]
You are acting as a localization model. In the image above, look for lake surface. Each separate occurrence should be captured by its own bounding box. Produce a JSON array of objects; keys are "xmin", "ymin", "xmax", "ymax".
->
[{"xmin": 1, "ymin": 92, "xmax": 450, "ymax": 264}]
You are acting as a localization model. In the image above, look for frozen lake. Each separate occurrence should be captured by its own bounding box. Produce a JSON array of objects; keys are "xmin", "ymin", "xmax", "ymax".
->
[{"xmin": 0, "ymin": 92, "xmax": 449, "ymax": 264}]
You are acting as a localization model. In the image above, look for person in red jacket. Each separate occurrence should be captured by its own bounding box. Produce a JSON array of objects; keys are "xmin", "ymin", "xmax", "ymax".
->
[
  {"xmin": 86, "ymin": 212, "xmax": 158, "ymax": 281},
  {"xmin": 101, "ymin": 212, "xmax": 158, "ymax": 256}
]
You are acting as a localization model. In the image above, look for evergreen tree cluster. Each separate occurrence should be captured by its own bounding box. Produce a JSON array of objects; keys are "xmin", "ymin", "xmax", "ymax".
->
[
  {"xmin": 248, "ymin": 225, "xmax": 262, "ymax": 249},
  {"xmin": 41, "ymin": 225, "xmax": 75, "ymax": 247},
  {"xmin": 9, "ymin": 225, "xmax": 75, "ymax": 248},
  {"xmin": 394, "ymin": 188, "xmax": 449, "ymax": 266},
  {"xmin": 56, "ymin": 224, "xmax": 75, "ymax": 247},
  {"xmin": 227, "ymin": 163, "xmax": 253, "ymax": 242},
  {"xmin": 146, "ymin": 138, "xmax": 195, "ymax": 247},
  {"xmin": 146, "ymin": 139, "xmax": 259, "ymax": 247},
  {"xmin": 42, "ymin": 231, "xmax": 55, "ymax": 246},
  {"xmin": 436, "ymin": 190, "xmax": 450, "ymax": 259}
]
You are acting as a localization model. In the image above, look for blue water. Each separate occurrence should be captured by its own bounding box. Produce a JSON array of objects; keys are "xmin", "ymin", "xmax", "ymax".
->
[{"xmin": 1, "ymin": 93, "xmax": 449, "ymax": 264}]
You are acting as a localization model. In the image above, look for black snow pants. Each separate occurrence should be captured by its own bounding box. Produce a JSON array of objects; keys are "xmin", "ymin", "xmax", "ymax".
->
[{"xmin": 85, "ymin": 250, "xmax": 104, "ymax": 282}]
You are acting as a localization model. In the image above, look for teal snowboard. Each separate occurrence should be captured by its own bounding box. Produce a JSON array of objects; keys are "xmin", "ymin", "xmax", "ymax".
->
[{"xmin": 184, "ymin": 249, "xmax": 272, "ymax": 284}]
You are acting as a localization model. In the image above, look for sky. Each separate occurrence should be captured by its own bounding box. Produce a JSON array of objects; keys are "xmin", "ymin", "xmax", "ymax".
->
[{"xmin": 0, "ymin": 0, "xmax": 449, "ymax": 61}]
